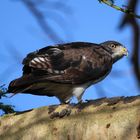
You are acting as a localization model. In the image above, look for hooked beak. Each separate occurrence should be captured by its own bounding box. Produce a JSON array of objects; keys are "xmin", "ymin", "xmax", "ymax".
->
[{"xmin": 122, "ymin": 47, "xmax": 128, "ymax": 56}]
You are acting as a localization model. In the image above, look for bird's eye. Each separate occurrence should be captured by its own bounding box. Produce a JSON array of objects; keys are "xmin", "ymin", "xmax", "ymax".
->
[{"xmin": 111, "ymin": 44, "xmax": 116, "ymax": 48}]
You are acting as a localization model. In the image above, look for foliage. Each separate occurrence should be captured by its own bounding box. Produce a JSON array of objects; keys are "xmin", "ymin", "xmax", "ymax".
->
[
  {"xmin": 0, "ymin": 85, "xmax": 15, "ymax": 115},
  {"xmin": 0, "ymin": 102, "xmax": 15, "ymax": 115}
]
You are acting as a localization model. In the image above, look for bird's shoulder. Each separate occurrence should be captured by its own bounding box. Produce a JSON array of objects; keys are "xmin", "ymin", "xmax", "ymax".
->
[{"xmin": 22, "ymin": 42, "xmax": 100, "ymax": 65}]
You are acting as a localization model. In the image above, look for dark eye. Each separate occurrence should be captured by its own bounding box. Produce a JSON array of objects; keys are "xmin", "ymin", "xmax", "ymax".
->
[{"xmin": 111, "ymin": 44, "xmax": 116, "ymax": 48}]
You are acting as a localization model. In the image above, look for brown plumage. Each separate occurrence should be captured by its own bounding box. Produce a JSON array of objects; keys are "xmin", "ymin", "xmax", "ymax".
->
[{"xmin": 8, "ymin": 41, "xmax": 128, "ymax": 103}]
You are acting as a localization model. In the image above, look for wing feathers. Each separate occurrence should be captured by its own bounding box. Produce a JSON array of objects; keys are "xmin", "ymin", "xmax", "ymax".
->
[
  {"xmin": 30, "ymin": 56, "xmax": 51, "ymax": 69},
  {"xmin": 20, "ymin": 42, "xmax": 113, "ymax": 84}
]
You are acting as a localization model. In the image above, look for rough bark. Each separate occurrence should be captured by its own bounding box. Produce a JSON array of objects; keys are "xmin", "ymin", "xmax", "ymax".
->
[{"xmin": 0, "ymin": 96, "xmax": 140, "ymax": 140}]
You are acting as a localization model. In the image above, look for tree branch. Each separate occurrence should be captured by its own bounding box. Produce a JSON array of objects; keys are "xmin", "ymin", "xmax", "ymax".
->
[
  {"xmin": 99, "ymin": 0, "xmax": 140, "ymax": 19},
  {"xmin": 119, "ymin": 0, "xmax": 140, "ymax": 88},
  {"xmin": 0, "ymin": 96, "xmax": 140, "ymax": 140}
]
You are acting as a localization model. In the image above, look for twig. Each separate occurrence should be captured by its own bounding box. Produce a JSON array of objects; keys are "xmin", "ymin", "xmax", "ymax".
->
[
  {"xmin": 21, "ymin": 0, "xmax": 64, "ymax": 43},
  {"xmin": 99, "ymin": 0, "xmax": 140, "ymax": 19},
  {"xmin": 119, "ymin": 0, "xmax": 140, "ymax": 88}
]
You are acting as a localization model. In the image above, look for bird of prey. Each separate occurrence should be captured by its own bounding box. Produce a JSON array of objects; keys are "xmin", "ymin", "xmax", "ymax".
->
[{"xmin": 8, "ymin": 41, "xmax": 128, "ymax": 103}]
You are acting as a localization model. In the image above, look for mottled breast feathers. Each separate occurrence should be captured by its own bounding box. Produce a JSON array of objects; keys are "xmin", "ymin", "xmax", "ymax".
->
[{"xmin": 22, "ymin": 42, "xmax": 113, "ymax": 84}]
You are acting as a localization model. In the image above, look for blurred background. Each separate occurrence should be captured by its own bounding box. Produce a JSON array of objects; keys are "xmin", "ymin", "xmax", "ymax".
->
[{"xmin": 0, "ymin": 0, "xmax": 139, "ymax": 115}]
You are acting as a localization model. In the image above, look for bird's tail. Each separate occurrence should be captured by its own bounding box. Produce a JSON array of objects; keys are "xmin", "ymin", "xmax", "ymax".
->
[{"xmin": 7, "ymin": 75, "xmax": 34, "ymax": 94}]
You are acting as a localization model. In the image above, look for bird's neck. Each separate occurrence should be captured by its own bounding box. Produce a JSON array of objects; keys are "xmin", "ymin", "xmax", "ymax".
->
[{"xmin": 112, "ymin": 54, "xmax": 124, "ymax": 63}]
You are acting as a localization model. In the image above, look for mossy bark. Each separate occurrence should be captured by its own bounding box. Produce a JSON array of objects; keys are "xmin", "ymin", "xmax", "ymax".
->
[{"xmin": 0, "ymin": 96, "xmax": 140, "ymax": 140}]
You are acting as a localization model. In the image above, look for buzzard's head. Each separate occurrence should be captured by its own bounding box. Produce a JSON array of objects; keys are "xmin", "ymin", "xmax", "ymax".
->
[{"xmin": 100, "ymin": 41, "xmax": 128, "ymax": 63}]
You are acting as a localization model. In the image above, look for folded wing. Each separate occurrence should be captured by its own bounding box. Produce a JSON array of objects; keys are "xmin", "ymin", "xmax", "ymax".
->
[{"xmin": 8, "ymin": 42, "xmax": 113, "ymax": 94}]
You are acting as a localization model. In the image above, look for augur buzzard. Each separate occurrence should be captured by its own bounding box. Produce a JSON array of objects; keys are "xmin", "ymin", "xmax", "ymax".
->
[{"xmin": 8, "ymin": 41, "xmax": 128, "ymax": 103}]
